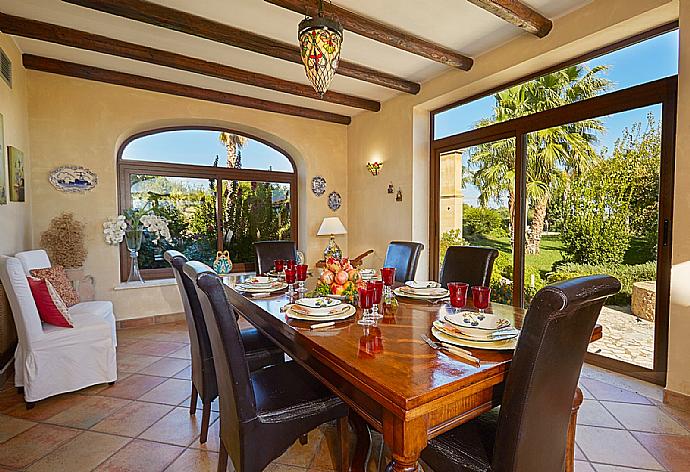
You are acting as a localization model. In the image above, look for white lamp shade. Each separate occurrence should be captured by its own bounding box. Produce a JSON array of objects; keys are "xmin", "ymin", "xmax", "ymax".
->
[{"xmin": 317, "ymin": 217, "xmax": 347, "ymax": 236}]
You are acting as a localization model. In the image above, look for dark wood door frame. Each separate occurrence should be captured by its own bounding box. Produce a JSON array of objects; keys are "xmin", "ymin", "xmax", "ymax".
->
[{"xmin": 429, "ymin": 76, "xmax": 677, "ymax": 385}]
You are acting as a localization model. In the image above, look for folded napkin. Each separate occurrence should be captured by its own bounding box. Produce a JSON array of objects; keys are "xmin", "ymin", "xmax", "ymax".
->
[
  {"xmin": 399, "ymin": 285, "xmax": 447, "ymax": 296},
  {"xmin": 289, "ymin": 304, "xmax": 349, "ymax": 316},
  {"xmin": 405, "ymin": 281, "xmax": 441, "ymax": 289}
]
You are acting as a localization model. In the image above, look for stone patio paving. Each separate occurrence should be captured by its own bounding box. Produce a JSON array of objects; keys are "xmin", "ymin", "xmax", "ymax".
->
[{"xmin": 588, "ymin": 305, "xmax": 655, "ymax": 369}]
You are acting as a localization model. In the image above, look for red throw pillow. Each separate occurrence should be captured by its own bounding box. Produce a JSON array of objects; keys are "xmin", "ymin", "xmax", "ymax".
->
[
  {"xmin": 27, "ymin": 277, "xmax": 74, "ymax": 328},
  {"xmin": 30, "ymin": 265, "xmax": 80, "ymax": 307}
]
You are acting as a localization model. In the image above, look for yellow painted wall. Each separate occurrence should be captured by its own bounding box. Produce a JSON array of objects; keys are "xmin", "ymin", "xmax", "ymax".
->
[
  {"xmin": 0, "ymin": 34, "xmax": 31, "ymax": 255},
  {"xmin": 667, "ymin": 0, "xmax": 690, "ymax": 399},
  {"xmin": 26, "ymin": 72, "xmax": 348, "ymax": 320}
]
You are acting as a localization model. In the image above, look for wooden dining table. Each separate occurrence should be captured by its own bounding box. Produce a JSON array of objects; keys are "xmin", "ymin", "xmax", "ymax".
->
[{"xmin": 224, "ymin": 277, "xmax": 601, "ymax": 472}]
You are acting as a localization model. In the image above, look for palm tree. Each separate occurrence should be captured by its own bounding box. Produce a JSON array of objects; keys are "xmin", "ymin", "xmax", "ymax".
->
[
  {"xmin": 468, "ymin": 65, "xmax": 610, "ymax": 253},
  {"xmin": 219, "ymin": 132, "xmax": 247, "ymax": 168}
]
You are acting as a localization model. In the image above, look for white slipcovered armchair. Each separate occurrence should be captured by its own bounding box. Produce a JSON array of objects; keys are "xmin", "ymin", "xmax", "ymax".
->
[{"xmin": 0, "ymin": 250, "xmax": 117, "ymax": 405}]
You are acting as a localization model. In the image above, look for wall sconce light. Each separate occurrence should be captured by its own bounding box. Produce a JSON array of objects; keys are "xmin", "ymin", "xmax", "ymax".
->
[{"xmin": 366, "ymin": 161, "xmax": 383, "ymax": 176}]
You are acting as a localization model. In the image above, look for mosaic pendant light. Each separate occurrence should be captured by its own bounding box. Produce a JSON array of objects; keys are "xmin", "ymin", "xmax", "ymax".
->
[{"xmin": 298, "ymin": 0, "xmax": 343, "ymax": 97}]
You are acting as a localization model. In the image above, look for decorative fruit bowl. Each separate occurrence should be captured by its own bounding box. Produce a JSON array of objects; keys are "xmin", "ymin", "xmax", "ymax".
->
[{"xmin": 311, "ymin": 257, "xmax": 366, "ymax": 303}]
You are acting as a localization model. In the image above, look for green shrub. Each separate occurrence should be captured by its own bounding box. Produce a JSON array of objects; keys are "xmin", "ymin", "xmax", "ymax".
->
[
  {"xmin": 488, "ymin": 252, "xmax": 546, "ymax": 305},
  {"xmin": 547, "ymin": 261, "xmax": 656, "ymax": 306},
  {"xmin": 463, "ymin": 206, "xmax": 509, "ymax": 238}
]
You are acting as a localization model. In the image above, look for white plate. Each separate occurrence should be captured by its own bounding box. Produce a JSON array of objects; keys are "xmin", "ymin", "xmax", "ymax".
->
[
  {"xmin": 241, "ymin": 276, "xmax": 280, "ymax": 288},
  {"xmin": 432, "ymin": 320, "xmax": 519, "ymax": 343},
  {"xmin": 432, "ymin": 326, "xmax": 517, "ymax": 351},
  {"xmin": 236, "ymin": 282, "xmax": 287, "ymax": 293},
  {"xmin": 359, "ymin": 269, "xmax": 376, "ymax": 280},
  {"xmin": 286, "ymin": 304, "xmax": 356, "ymax": 321},
  {"xmin": 296, "ymin": 297, "xmax": 341, "ymax": 309},
  {"xmin": 405, "ymin": 281, "xmax": 441, "ymax": 289},
  {"xmin": 394, "ymin": 287, "xmax": 449, "ymax": 300},
  {"xmin": 444, "ymin": 312, "xmax": 511, "ymax": 337}
]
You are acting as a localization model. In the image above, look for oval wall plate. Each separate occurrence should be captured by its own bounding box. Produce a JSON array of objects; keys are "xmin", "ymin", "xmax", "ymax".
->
[
  {"xmin": 327, "ymin": 191, "xmax": 342, "ymax": 211},
  {"xmin": 49, "ymin": 166, "xmax": 98, "ymax": 193},
  {"xmin": 311, "ymin": 176, "xmax": 326, "ymax": 196}
]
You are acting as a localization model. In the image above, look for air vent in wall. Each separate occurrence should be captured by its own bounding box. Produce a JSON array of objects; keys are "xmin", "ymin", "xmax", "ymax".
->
[{"xmin": 0, "ymin": 48, "xmax": 11, "ymax": 89}]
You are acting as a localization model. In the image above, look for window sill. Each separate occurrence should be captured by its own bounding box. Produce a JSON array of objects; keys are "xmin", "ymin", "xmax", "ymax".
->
[{"xmin": 114, "ymin": 278, "xmax": 177, "ymax": 290}]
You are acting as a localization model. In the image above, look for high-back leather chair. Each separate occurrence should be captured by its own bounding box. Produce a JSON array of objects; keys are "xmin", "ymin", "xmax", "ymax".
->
[
  {"xmin": 254, "ymin": 241, "xmax": 297, "ymax": 275},
  {"xmin": 165, "ymin": 250, "xmax": 285, "ymax": 444},
  {"xmin": 383, "ymin": 241, "xmax": 424, "ymax": 283},
  {"xmin": 184, "ymin": 261, "xmax": 349, "ymax": 472},
  {"xmin": 421, "ymin": 275, "xmax": 621, "ymax": 472},
  {"xmin": 438, "ymin": 246, "xmax": 499, "ymax": 288}
]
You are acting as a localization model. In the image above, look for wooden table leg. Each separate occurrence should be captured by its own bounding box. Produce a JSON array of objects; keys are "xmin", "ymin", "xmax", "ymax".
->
[
  {"xmin": 383, "ymin": 413, "xmax": 427, "ymax": 472},
  {"xmin": 349, "ymin": 411, "xmax": 371, "ymax": 472},
  {"xmin": 565, "ymin": 387, "xmax": 584, "ymax": 472}
]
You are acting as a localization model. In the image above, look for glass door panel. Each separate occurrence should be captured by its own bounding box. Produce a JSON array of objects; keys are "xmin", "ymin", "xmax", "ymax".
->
[{"xmin": 439, "ymin": 138, "xmax": 516, "ymax": 304}]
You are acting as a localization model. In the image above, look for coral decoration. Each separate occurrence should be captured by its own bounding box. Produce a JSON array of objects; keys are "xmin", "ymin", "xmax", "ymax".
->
[{"xmin": 40, "ymin": 213, "xmax": 87, "ymax": 269}]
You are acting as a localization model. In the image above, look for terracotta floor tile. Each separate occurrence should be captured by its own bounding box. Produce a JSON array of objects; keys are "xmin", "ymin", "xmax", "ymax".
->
[
  {"xmin": 25, "ymin": 430, "xmax": 130, "ymax": 472},
  {"xmin": 580, "ymin": 378, "xmax": 652, "ymax": 405},
  {"xmin": 99, "ymin": 374, "xmax": 167, "ymax": 400},
  {"xmin": 139, "ymin": 407, "xmax": 218, "ymax": 447},
  {"xmin": 168, "ymin": 345, "xmax": 192, "ymax": 360},
  {"xmin": 116, "ymin": 353, "xmax": 163, "ymax": 373},
  {"xmin": 91, "ymin": 401, "xmax": 173, "ymax": 437},
  {"xmin": 139, "ymin": 378, "xmax": 192, "ymax": 406},
  {"xmin": 0, "ymin": 414, "xmax": 35, "ymax": 443},
  {"xmin": 92, "ymin": 439, "xmax": 183, "ymax": 472},
  {"xmin": 602, "ymin": 402, "xmax": 688, "ymax": 435},
  {"xmin": 578, "ymin": 400, "xmax": 624, "ymax": 429},
  {"xmin": 0, "ymin": 424, "xmax": 80, "ymax": 469},
  {"xmin": 657, "ymin": 402, "xmax": 690, "ymax": 433},
  {"xmin": 274, "ymin": 427, "xmax": 324, "ymax": 468},
  {"xmin": 190, "ymin": 418, "xmax": 220, "ymax": 452},
  {"xmin": 46, "ymin": 396, "xmax": 131, "ymax": 429},
  {"xmin": 309, "ymin": 423, "xmax": 344, "ymax": 471},
  {"xmin": 2, "ymin": 393, "xmax": 85, "ymax": 421},
  {"xmin": 575, "ymin": 425, "xmax": 664, "ymax": 470},
  {"xmin": 575, "ymin": 461, "xmax": 596, "ymax": 472},
  {"xmin": 266, "ymin": 464, "xmax": 309, "ymax": 472},
  {"xmin": 0, "ymin": 388, "xmax": 25, "ymax": 413},
  {"xmin": 139, "ymin": 358, "xmax": 190, "ymax": 378},
  {"xmin": 173, "ymin": 366, "xmax": 192, "ymax": 380},
  {"xmin": 633, "ymin": 432, "xmax": 690, "ymax": 471},
  {"xmin": 119, "ymin": 340, "xmax": 186, "ymax": 357},
  {"xmin": 165, "ymin": 448, "xmax": 219, "ymax": 472}
]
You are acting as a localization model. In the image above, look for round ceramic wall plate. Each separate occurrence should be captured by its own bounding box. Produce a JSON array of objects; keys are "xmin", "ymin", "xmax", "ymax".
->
[
  {"xmin": 328, "ymin": 191, "xmax": 342, "ymax": 211},
  {"xmin": 311, "ymin": 176, "xmax": 326, "ymax": 196}
]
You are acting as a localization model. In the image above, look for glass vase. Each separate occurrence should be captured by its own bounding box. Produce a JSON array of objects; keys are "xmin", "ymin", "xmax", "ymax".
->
[{"xmin": 125, "ymin": 228, "xmax": 144, "ymax": 283}]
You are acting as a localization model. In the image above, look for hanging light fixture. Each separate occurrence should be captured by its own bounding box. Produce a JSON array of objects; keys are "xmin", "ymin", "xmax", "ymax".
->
[{"xmin": 298, "ymin": 0, "xmax": 343, "ymax": 97}]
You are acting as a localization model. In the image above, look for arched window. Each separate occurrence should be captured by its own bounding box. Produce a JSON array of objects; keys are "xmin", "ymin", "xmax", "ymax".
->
[{"xmin": 118, "ymin": 127, "xmax": 297, "ymax": 281}]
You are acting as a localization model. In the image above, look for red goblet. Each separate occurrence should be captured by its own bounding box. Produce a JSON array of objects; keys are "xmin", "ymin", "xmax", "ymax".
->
[
  {"xmin": 448, "ymin": 282, "xmax": 469, "ymax": 310},
  {"xmin": 296, "ymin": 264, "xmax": 308, "ymax": 292},
  {"xmin": 357, "ymin": 286, "xmax": 375, "ymax": 326},
  {"xmin": 380, "ymin": 267, "xmax": 396, "ymax": 303},
  {"xmin": 368, "ymin": 280, "xmax": 384, "ymax": 319},
  {"xmin": 286, "ymin": 259, "xmax": 296, "ymax": 271},
  {"xmin": 471, "ymin": 286, "xmax": 491, "ymax": 317},
  {"xmin": 284, "ymin": 267, "xmax": 296, "ymax": 294},
  {"xmin": 274, "ymin": 259, "xmax": 284, "ymax": 273}
]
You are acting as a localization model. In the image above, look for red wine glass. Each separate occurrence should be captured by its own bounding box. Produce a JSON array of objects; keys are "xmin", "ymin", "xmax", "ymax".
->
[
  {"xmin": 357, "ymin": 286, "xmax": 375, "ymax": 326},
  {"xmin": 380, "ymin": 267, "xmax": 396, "ymax": 302},
  {"xmin": 296, "ymin": 264, "xmax": 308, "ymax": 292},
  {"xmin": 284, "ymin": 267, "xmax": 296, "ymax": 294},
  {"xmin": 448, "ymin": 282, "xmax": 469, "ymax": 311},
  {"xmin": 471, "ymin": 285, "xmax": 491, "ymax": 318},
  {"xmin": 274, "ymin": 259, "xmax": 284, "ymax": 273},
  {"xmin": 368, "ymin": 280, "xmax": 384, "ymax": 318},
  {"xmin": 286, "ymin": 259, "xmax": 296, "ymax": 271}
]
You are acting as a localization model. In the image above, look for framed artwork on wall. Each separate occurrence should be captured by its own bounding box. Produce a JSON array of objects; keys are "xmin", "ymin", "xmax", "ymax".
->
[
  {"xmin": 0, "ymin": 114, "xmax": 5, "ymax": 204},
  {"xmin": 7, "ymin": 146, "xmax": 24, "ymax": 202}
]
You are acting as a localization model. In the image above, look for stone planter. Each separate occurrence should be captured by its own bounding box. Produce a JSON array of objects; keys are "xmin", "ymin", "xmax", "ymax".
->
[{"xmin": 631, "ymin": 281, "xmax": 656, "ymax": 322}]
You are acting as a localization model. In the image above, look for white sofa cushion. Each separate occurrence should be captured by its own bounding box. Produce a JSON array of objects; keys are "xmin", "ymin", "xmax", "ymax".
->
[{"xmin": 15, "ymin": 250, "xmax": 52, "ymax": 276}]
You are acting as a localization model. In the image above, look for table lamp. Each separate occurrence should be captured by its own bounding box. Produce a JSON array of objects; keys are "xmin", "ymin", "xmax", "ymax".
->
[{"xmin": 317, "ymin": 217, "xmax": 347, "ymax": 260}]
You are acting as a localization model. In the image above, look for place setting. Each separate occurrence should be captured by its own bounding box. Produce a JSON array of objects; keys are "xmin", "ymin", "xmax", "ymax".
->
[
  {"xmin": 284, "ymin": 296, "xmax": 357, "ymax": 323},
  {"xmin": 234, "ymin": 276, "xmax": 287, "ymax": 295},
  {"xmin": 393, "ymin": 280, "xmax": 450, "ymax": 301}
]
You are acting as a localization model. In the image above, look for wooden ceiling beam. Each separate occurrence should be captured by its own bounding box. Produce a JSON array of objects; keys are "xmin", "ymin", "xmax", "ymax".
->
[
  {"xmin": 60, "ymin": 0, "xmax": 421, "ymax": 94},
  {"xmin": 466, "ymin": 0, "xmax": 552, "ymax": 37},
  {"xmin": 22, "ymin": 55, "xmax": 352, "ymax": 125},
  {"xmin": 264, "ymin": 0, "xmax": 473, "ymax": 70},
  {"xmin": 0, "ymin": 13, "xmax": 379, "ymax": 112}
]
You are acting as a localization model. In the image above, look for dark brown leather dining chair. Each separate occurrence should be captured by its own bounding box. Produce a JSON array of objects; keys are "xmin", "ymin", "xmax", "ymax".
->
[
  {"xmin": 439, "ymin": 245, "xmax": 499, "ymax": 288},
  {"xmin": 421, "ymin": 275, "xmax": 621, "ymax": 472},
  {"xmin": 184, "ymin": 260, "xmax": 350, "ymax": 472},
  {"xmin": 254, "ymin": 240, "xmax": 297, "ymax": 275},
  {"xmin": 383, "ymin": 241, "xmax": 424, "ymax": 283},
  {"xmin": 164, "ymin": 250, "xmax": 285, "ymax": 444}
]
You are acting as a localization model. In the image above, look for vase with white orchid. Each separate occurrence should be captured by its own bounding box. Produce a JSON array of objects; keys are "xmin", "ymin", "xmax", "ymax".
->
[{"xmin": 103, "ymin": 205, "xmax": 171, "ymax": 283}]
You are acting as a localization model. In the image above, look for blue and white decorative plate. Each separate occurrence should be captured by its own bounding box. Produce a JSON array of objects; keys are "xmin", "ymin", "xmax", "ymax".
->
[
  {"xmin": 328, "ymin": 191, "xmax": 342, "ymax": 211},
  {"xmin": 49, "ymin": 166, "xmax": 98, "ymax": 192},
  {"xmin": 311, "ymin": 176, "xmax": 326, "ymax": 196}
]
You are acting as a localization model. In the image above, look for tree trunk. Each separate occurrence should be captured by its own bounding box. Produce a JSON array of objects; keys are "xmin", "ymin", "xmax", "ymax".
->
[
  {"xmin": 526, "ymin": 198, "xmax": 548, "ymax": 254},
  {"xmin": 508, "ymin": 191, "xmax": 515, "ymax": 246}
]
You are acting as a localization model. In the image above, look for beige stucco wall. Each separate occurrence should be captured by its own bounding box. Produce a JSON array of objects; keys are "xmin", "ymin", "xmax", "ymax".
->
[
  {"xmin": 0, "ymin": 34, "xmax": 31, "ymax": 255},
  {"xmin": 667, "ymin": 0, "xmax": 690, "ymax": 400},
  {"xmin": 26, "ymin": 72, "xmax": 348, "ymax": 320}
]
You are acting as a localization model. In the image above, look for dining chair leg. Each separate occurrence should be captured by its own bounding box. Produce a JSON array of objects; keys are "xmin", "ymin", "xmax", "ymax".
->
[
  {"xmin": 200, "ymin": 400, "xmax": 212, "ymax": 444},
  {"xmin": 189, "ymin": 384, "xmax": 198, "ymax": 415},
  {"xmin": 338, "ymin": 415, "xmax": 350, "ymax": 472},
  {"xmin": 564, "ymin": 387, "xmax": 584, "ymax": 472},
  {"xmin": 349, "ymin": 411, "xmax": 371, "ymax": 472},
  {"xmin": 217, "ymin": 441, "xmax": 228, "ymax": 472}
]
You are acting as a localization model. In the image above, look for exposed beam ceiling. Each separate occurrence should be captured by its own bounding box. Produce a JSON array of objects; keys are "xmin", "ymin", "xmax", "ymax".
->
[
  {"xmin": 263, "ymin": 0, "xmax": 473, "ymax": 70},
  {"xmin": 0, "ymin": 12, "xmax": 379, "ymax": 112},
  {"xmin": 466, "ymin": 0, "xmax": 552, "ymax": 38},
  {"xmin": 60, "ymin": 0, "xmax": 421, "ymax": 94},
  {"xmin": 23, "ymin": 55, "xmax": 352, "ymax": 125}
]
